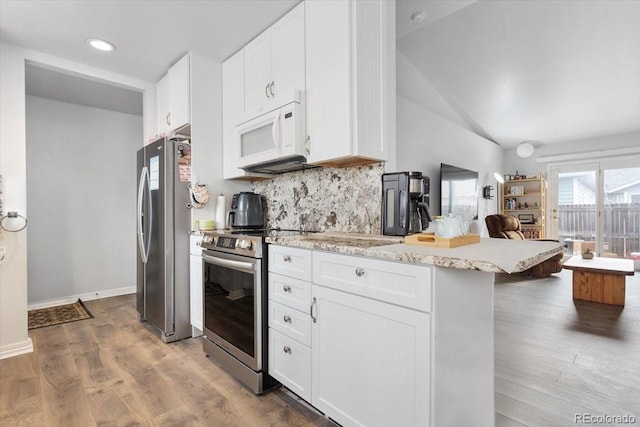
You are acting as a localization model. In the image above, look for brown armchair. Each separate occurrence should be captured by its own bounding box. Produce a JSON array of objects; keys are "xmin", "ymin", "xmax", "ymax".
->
[{"xmin": 485, "ymin": 214, "xmax": 563, "ymax": 277}]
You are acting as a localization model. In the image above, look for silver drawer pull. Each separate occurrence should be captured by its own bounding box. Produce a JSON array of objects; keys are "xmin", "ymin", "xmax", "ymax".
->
[
  {"xmin": 283, "ymin": 315, "xmax": 292, "ymax": 323},
  {"xmin": 283, "ymin": 255, "xmax": 292, "ymax": 262},
  {"xmin": 283, "ymin": 285, "xmax": 292, "ymax": 293},
  {"xmin": 355, "ymin": 267, "xmax": 365, "ymax": 277},
  {"xmin": 283, "ymin": 346, "xmax": 291, "ymax": 354}
]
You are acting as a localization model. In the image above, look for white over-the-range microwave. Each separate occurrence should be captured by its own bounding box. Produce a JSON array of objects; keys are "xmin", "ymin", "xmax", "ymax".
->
[{"xmin": 236, "ymin": 91, "xmax": 313, "ymax": 174}]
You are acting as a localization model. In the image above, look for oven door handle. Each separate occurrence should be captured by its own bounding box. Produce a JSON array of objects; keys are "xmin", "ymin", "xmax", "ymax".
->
[{"xmin": 202, "ymin": 254, "xmax": 256, "ymax": 274}]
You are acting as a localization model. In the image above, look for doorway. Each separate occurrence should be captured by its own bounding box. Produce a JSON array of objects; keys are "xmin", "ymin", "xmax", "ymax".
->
[
  {"xmin": 25, "ymin": 62, "xmax": 143, "ymax": 306},
  {"xmin": 548, "ymin": 158, "xmax": 640, "ymax": 260}
]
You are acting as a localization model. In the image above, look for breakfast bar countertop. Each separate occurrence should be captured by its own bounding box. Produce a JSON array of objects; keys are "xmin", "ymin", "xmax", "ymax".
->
[{"xmin": 266, "ymin": 232, "xmax": 564, "ymax": 274}]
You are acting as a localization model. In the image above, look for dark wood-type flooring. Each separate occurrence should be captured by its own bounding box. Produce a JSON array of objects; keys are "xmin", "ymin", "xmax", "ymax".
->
[{"xmin": 1, "ymin": 269, "xmax": 639, "ymax": 426}]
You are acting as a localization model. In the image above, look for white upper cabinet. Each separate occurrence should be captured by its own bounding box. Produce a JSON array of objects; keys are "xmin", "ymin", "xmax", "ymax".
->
[
  {"xmin": 157, "ymin": 53, "xmax": 191, "ymax": 134},
  {"xmin": 222, "ymin": 50, "xmax": 247, "ymax": 179},
  {"xmin": 305, "ymin": 0, "xmax": 395, "ymax": 166},
  {"xmin": 243, "ymin": 2, "xmax": 305, "ymax": 120},
  {"xmin": 244, "ymin": 32, "xmax": 272, "ymax": 116}
]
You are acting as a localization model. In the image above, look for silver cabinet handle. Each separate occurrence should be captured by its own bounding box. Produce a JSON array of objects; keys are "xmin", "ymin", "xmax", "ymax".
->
[
  {"xmin": 269, "ymin": 81, "xmax": 275, "ymax": 97},
  {"xmin": 310, "ymin": 297, "xmax": 317, "ymax": 323},
  {"xmin": 283, "ymin": 346, "xmax": 291, "ymax": 354},
  {"xmin": 283, "ymin": 285, "xmax": 292, "ymax": 293},
  {"xmin": 283, "ymin": 315, "xmax": 291, "ymax": 323},
  {"xmin": 166, "ymin": 112, "xmax": 171, "ymax": 126},
  {"xmin": 355, "ymin": 267, "xmax": 365, "ymax": 277},
  {"xmin": 283, "ymin": 255, "xmax": 292, "ymax": 262},
  {"xmin": 265, "ymin": 83, "xmax": 270, "ymax": 99}
]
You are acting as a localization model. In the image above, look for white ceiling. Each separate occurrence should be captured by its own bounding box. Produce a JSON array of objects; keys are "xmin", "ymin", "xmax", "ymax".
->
[
  {"xmin": 397, "ymin": 0, "xmax": 640, "ymax": 147},
  {"xmin": 3, "ymin": 0, "xmax": 639, "ymax": 148},
  {"xmin": 0, "ymin": 0, "xmax": 300, "ymax": 82}
]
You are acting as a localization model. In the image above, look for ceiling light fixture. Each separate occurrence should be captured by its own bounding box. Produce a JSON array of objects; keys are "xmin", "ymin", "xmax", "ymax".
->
[
  {"xmin": 87, "ymin": 38, "xmax": 116, "ymax": 52},
  {"xmin": 516, "ymin": 141, "xmax": 535, "ymax": 158},
  {"xmin": 410, "ymin": 11, "xmax": 426, "ymax": 24}
]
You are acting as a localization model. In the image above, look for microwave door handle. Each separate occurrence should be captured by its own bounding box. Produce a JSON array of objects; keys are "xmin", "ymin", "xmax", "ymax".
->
[{"xmin": 271, "ymin": 110, "xmax": 281, "ymax": 148}]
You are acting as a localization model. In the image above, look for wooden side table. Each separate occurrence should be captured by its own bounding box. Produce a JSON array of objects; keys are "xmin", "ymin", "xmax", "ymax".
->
[{"xmin": 563, "ymin": 256, "xmax": 635, "ymax": 306}]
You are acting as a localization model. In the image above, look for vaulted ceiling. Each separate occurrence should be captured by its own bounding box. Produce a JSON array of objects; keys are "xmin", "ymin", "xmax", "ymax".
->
[
  {"xmin": 397, "ymin": 0, "xmax": 640, "ymax": 147},
  {"xmin": 2, "ymin": 0, "xmax": 639, "ymax": 148}
]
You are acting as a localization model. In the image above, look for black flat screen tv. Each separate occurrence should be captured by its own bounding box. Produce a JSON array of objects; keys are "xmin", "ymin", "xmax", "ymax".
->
[{"xmin": 440, "ymin": 163, "xmax": 479, "ymax": 221}]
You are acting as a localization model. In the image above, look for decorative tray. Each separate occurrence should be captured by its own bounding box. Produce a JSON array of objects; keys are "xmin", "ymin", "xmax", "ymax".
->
[{"xmin": 404, "ymin": 233, "xmax": 481, "ymax": 248}]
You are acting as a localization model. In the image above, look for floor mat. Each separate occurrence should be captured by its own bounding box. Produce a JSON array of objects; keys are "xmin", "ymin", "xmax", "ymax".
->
[{"xmin": 28, "ymin": 299, "xmax": 93, "ymax": 329}]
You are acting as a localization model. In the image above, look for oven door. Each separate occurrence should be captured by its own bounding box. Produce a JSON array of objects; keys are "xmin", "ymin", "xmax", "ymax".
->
[{"xmin": 202, "ymin": 249, "xmax": 262, "ymax": 371}]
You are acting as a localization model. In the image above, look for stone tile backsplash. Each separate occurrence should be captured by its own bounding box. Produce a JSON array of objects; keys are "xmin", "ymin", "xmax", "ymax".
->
[{"xmin": 252, "ymin": 162, "xmax": 384, "ymax": 234}]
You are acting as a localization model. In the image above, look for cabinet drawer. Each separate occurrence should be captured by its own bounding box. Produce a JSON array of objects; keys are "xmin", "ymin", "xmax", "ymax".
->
[
  {"xmin": 313, "ymin": 251, "xmax": 432, "ymax": 313},
  {"xmin": 269, "ymin": 273, "xmax": 311, "ymax": 313},
  {"xmin": 269, "ymin": 328, "xmax": 311, "ymax": 401},
  {"xmin": 269, "ymin": 300, "xmax": 311, "ymax": 346},
  {"xmin": 269, "ymin": 246, "xmax": 312, "ymax": 281}
]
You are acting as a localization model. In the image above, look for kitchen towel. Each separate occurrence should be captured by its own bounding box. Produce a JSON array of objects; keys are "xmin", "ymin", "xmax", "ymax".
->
[{"xmin": 215, "ymin": 194, "xmax": 226, "ymax": 229}]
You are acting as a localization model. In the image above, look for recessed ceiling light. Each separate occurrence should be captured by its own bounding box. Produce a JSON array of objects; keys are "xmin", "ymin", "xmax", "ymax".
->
[
  {"xmin": 410, "ymin": 11, "xmax": 426, "ymax": 24},
  {"xmin": 87, "ymin": 38, "xmax": 116, "ymax": 52}
]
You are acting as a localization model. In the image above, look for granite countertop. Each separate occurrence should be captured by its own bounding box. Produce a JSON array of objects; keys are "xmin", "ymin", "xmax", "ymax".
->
[{"xmin": 266, "ymin": 232, "xmax": 564, "ymax": 274}]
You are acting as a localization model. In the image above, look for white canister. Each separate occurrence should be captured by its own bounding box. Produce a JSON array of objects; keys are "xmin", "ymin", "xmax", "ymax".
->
[{"xmin": 215, "ymin": 194, "xmax": 226, "ymax": 229}]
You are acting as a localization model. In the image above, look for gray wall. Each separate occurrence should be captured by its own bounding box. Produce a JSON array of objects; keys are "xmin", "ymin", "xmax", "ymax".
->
[
  {"xmin": 26, "ymin": 95, "xmax": 142, "ymax": 305},
  {"xmin": 396, "ymin": 96, "xmax": 504, "ymax": 236}
]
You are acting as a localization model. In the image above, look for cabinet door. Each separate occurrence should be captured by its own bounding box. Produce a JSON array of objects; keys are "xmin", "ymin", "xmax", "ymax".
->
[
  {"xmin": 244, "ymin": 32, "xmax": 271, "ymax": 117},
  {"xmin": 156, "ymin": 73, "xmax": 170, "ymax": 134},
  {"xmin": 312, "ymin": 285, "xmax": 430, "ymax": 427},
  {"xmin": 270, "ymin": 2, "xmax": 305, "ymax": 106},
  {"xmin": 222, "ymin": 51, "xmax": 247, "ymax": 179},
  {"xmin": 269, "ymin": 327, "xmax": 311, "ymax": 401},
  {"xmin": 168, "ymin": 54, "xmax": 191, "ymax": 131},
  {"xmin": 305, "ymin": 0, "xmax": 352, "ymax": 163},
  {"xmin": 189, "ymin": 253, "xmax": 203, "ymax": 332}
]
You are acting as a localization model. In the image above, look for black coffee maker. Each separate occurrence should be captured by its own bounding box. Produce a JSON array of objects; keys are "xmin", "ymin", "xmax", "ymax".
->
[{"xmin": 381, "ymin": 171, "xmax": 432, "ymax": 236}]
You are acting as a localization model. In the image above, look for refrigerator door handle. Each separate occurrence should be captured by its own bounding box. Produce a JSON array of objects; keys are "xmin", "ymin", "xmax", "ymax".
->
[
  {"xmin": 137, "ymin": 166, "xmax": 147, "ymax": 263},
  {"xmin": 144, "ymin": 167, "xmax": 153, "ymax": 262}
]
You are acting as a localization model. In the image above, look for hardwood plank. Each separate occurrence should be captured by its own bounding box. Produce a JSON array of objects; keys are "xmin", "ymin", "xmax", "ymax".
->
[
  {"xmin": 495, "ymin": 269, "xmax": 640, "ymax": 423},
  {"xmin": 2, "ymin": 269, "xmax": 638, "ymax": 426},
  {"xmin": 39, "ymin": 353, "xmax": 95, "ymax": 426},
  {"xmin": 84, "ymin": 384, "xmax": 145, "ymax": 426}
]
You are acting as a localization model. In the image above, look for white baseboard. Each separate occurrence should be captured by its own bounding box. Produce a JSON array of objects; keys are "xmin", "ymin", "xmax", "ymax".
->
[
  {"xmin": 28, "ymin": 286, "xmax": 136, "ymax": 310},
  {"xmin": 0, "ymin": 338, "xmax": 33, "ymax": 360}
]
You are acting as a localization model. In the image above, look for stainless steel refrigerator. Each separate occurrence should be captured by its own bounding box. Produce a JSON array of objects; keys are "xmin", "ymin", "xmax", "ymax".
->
[{"xmin": 136, "ymin": 137, "xmax": 191, "ymax": 343}]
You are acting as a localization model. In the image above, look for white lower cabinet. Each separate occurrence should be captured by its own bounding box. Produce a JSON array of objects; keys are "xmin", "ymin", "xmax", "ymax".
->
[
  {"xmin": 269, "ymin": 328, "xmax": 312, "ymax": 400},
  {"xmin": 189, "ymin": 235, "xmax": 203, "ymax": 334},
  {"xmin": 268, "ymin": 245, "xmax": 432, "ymax": 427},
  {"xmin": 268, "ymin": 247, "xmax": 313, "ymax": 402},
  {"xmin": 311, "ymin": 253, "xmax": 431, "ymax": 427},
  {"xmin": 311, "ymin": 278, "xmax": 430, "ymax": 427}
]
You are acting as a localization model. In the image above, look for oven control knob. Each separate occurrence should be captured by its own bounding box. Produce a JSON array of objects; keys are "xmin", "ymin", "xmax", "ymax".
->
[{"xmin": 238, "ymin": 239, "xmax": 253, "ymax": 250}]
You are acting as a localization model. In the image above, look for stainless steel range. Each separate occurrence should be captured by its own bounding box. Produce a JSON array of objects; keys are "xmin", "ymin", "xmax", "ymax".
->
[{"xmin": 199, "ymin": 229, "xmax": 307, "ymax": 394}]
